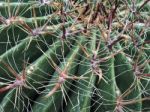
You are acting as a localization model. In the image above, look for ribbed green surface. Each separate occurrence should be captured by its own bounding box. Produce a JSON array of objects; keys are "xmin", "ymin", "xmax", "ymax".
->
[{"xmin": 0, "ymin": 0, "xmax": 150, "ymax": 112}]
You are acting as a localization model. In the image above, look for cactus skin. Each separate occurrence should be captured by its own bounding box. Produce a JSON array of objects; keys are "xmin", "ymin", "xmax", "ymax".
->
[{"xmin": 0, "ymin": 0, "xmax": 150, "ymax": 112}]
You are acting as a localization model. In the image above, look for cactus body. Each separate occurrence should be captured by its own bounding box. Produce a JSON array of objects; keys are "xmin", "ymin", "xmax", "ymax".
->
[{"xmin": 0, "ymin": 0, "xmax": 150, "ymax": 112}]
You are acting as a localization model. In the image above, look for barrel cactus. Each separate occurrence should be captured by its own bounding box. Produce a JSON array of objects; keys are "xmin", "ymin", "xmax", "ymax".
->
[{"xmin": 0, "ymin": 0, "xmax": 150, "ymax": 112}]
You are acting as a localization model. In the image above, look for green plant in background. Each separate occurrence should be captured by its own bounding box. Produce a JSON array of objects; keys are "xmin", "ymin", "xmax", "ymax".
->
[{"xmin": 0, "ymin": 0, "xmax": 150, "ymax": 112}]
